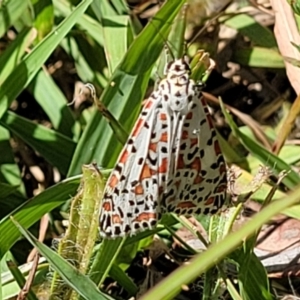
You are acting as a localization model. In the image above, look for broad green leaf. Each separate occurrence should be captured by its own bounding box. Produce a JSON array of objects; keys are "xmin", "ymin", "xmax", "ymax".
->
[
  {"xmin": 89, "ymin": 238, "xmax": 125, "ymax": 287},
  {"xmin": 107, "ymin": 0, "xmax": 128, "ymax": 15},
  {"xmin": 240, "ymin": 126, "xmax": 300, "ymax": 168},
  {"xmin": 168, "ymin": 5, "xmax": 187, "ymax": 59}
]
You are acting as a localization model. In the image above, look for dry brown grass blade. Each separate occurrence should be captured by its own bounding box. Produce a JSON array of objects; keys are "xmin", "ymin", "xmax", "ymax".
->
[
  {"xmin": 26, "ymin": 214, "xmax": 49, "ymax": 262},
  {"xmin": 203, "ymin": 92, "xmax": 272, "ymax": 150},
  {"xmin": 272, "ymin": 94, "xmax": 300, "ymax": 154},
  {"xmin": 17, "ymin": 253, "xmax": 39, "ymax": 300},
  {"xmin": 270, "ymin": 0, "xmax": 300, "ymax": 94}
]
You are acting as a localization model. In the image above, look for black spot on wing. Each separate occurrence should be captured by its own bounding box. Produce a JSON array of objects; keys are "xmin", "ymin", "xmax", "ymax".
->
[{"xmin": 187, "ymin": 147, "xmax": 199, "ymax": 160}]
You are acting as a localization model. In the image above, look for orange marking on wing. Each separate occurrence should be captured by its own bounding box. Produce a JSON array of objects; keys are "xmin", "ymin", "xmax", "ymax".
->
[
  {"xmin": 176, "ymin": 201, "xmax": 196, "ymax": 209},
  {"xmin": 177, "ymin": 154, "xmax": 185, "ymax": 169},
  {"xmin": 112, "ymin": 214, "xmax": 122, "ymax": 224},
  {"xmin": 205, "ymin": 197, "xmax": 215, "ymax": 206},
  {"xmin": 190, "ymin": 138, "xmax": 198, "ymax": 147},
  {"xmin": 174, "ymin": 180, "xmax": 181, "ymax": 188},
  {"xmin": 166, "ymin": 197, "xmax": 175, "ymax": 204},
  {"xmin": 135, "ymin": 184, "xmax": 144, "ymax": 195},
  {"xmin": 206, "ymin": 114, "xmax": 214, "ymax": 129},
  {"xmin": 193, "ymin": 174, "xmax": 203, "ymax": 184},
  {"xmin": 214, "ymin": 140, "xmax": 221, "ymax": 155},
  {"xmin": 158, "ymin": 157, "xmax": 168, "ymax": 173},
  {"xmin": 132, "ymin": 118, "xmax": 144, "ymax": 137},
  {"xmin": 160, "ymin": 113, "xmax": 167, "ymax": 121},
  {"xmin": 191, "ymin": 157, "xmax": 201, "ymax": 172},
  {"xmin": 109, "ymin": 174, "xmax": 119, "ymax": 188},
  {"xmin": 102, "ymin": 202, "xmax": 112, "ymax": 211},
  {"xmin": 141, "ymin": 164, "xmax": 156, "ymax": 179},
  {"xmin": 119, "ymin": 149, "xmax": 129, "ymax": 164},
  {"xmin": 217, "ymin": 184, "xmax": 227, "ymax": 193},
  {"xmin": 159, "ymin": 186, "xmax": 164, "ymax": 196},
  {"xmin": 135, "ymin": 212, "xmax": 156, "ymax": 222},
  {"xmin": 186, "ymin": 111, "xmax": 193, "ymax": 119},
  {"xmin": 181, "ymin": 130, "xmax": 189, "ymax": 139},
  {"xmin": 200, "ymin": 97, "xmax": 207, "ymax": 107},
  {"xmin": 144, "ymin": 99, "xmax": 154, "ymax": 109},
  {"xmin": 149, "ymin": 142, "xmax": 157, "ymax": 152},
  {"xmin": 160, "ymin": 132, "xmax": 168, "ymax": 142},
  {"xmin": 219, "ymin": 163, "xmax": 226, "ymax": 174}
]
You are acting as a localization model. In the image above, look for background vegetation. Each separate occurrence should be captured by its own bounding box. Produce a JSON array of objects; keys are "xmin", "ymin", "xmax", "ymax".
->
[{"xmin": 1, "ymin": 0, "xmax": 300, "ymax": 299}]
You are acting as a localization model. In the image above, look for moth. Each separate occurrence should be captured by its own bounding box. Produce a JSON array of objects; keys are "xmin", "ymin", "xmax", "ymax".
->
[{"xmin": 99, "ymin": 57, "xmax": 227, "ymax": 238}]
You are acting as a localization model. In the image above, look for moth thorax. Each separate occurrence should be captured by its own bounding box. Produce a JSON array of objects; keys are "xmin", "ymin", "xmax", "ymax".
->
[
  {"xmin": 167, "ymin": 73, "xmax": 189, "ymax": 86},
  {"xmin": 168, "ymin": 85, "xmax": 190, "ymax": 112}
]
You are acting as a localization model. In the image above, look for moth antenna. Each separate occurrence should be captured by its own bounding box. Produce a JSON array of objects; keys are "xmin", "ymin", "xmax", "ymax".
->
[
  {"xmin": 187, "ymin": 10, "xmax": 225, "ymax": 49},
  {"xmin": 149, "ymin": 18, "xmax": 175, "ymax": 63}
]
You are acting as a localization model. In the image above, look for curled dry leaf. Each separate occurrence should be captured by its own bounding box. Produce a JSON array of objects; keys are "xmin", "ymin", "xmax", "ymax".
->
[{"xmin": 270, "ymin": 0, "xmax": 300, "ymax": 94}]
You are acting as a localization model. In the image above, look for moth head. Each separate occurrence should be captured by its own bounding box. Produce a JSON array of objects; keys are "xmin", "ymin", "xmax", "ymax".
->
[{"xmin": 165, "ymin": 56, "xmax": 191, "ymax": 78}]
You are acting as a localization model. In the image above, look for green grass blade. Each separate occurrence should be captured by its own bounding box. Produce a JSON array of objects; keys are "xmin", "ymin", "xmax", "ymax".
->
[
  {"xmin": 0, "ymin": 175, "xmax": 81, "ymax": 259},
  {"xmin": 109, "ymin": 264, "xmax": 138, "ymax": 296},
  {"xmin": 6, "ymin": 258, "xmax": 39, "ymax": 300},
  {"xmin": 27, "ymin": 69, "xmax": 77, "ymax": 138},
  {"xmin": 32, "ymin": 0, "xmax": 54, "ymax": 43},
  {"xmin": 0, "ymin": 111, "xmax": 76, "ymax": 175},
  {"xmin": 0, "ymin": 0, "xmax": 28, "ymax": 38},
  {"xmin": 0, "ymin": 27, "xmax": 35, "ymax": 85},
  {"xmin": 232, "ymin": 248, "xmax": 272, "ymax": 300},
  {"xmin": 102, "ymin": 16, "xmax": 131, "ymax": 75},
  {"xmin": 140, "ymin": 185, "xmax": 300, "ymax": 300},
  {"xmin": 220, "ymin": 100, "xmax": 300, "ymax": 189},
  {"xmin": 0, "ymin": 0, "xmax": 93, "ymax": 119},
  {"xmin": 51, "ymin": 165, "xmax": 105, "ymax": 298},
  {"xmin": 89, "ymin": 238, "xmax": 125, "ymax": 285},
  {"xmin": 232, "ymin": 47, "xmax": 284, "ymax": 68},
  {"xmin": 223, "ymin": 14, "xmax": 277, "ymax": 48},
  {"xmin": 0, "ymin": 126, "xmax": 24, "ymax": 191},
  {"xmin": 54, "ymin": 0, "xmax": 104, "ymax": 47},
  {"xmin": 60, "ymin": 36, "xmax": 108, "ymax": 89},
  {"xmin": 11, "ymin": 218, "xmax": 113, "ymax": 300}
]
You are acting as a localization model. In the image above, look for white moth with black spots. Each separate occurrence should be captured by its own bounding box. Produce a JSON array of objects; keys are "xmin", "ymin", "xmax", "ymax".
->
[{"xmin": 100, "ymin": 57, "xmax": 227, "ymax": 238}]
